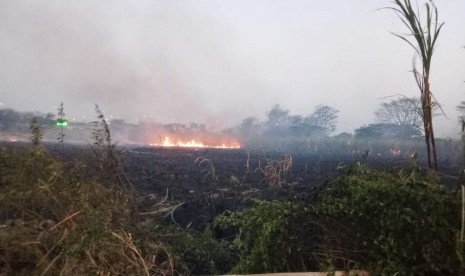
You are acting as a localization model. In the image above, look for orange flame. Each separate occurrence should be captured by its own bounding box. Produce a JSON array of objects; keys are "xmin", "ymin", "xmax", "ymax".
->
[{"xmin": 150, "ymin": 136, "xmax": 240, "ymax": 149}]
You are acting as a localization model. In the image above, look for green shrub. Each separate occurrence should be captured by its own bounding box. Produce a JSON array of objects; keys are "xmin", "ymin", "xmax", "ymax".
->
[
  {"xmin": 210, "ymin": 163, "xmax": 463, "ymax": 275},
  {"xmin": 317, "ymin": 164, "xmax": 461, "ymax": 275},
  {"xmin": 215, "ymin": 200, "xmax": 301, "ymax": 273},
  {"xmin": 155, "ymin": 225, "xmax": 237, "ymax": 275}
]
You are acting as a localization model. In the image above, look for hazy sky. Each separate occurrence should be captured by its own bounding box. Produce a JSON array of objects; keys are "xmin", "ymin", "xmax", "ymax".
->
[{"xmin": 0, "ymin": 0, "xmax": 464, "ymax": 136}]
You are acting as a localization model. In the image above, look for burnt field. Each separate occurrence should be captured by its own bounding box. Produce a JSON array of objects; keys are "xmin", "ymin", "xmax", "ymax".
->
[
  {"xmin": 120, "ymin": 145, "xmax": 461, "ymax": 230},
  {"xmin": 2, "ymin": 140, "xmax": 464, "ymax": 274},
  {"xmin": 14, "ymin": 141, "xmax": 462, "ymax": 232}
]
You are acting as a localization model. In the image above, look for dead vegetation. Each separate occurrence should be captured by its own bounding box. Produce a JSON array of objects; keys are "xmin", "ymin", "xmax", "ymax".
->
[
  {"xmin": 0, "ymin": 113, "xmax": 177, "ymax": 275},
  {"xmin": 258, "ymin": 153, "xmax": 293, "ymax": 189}
]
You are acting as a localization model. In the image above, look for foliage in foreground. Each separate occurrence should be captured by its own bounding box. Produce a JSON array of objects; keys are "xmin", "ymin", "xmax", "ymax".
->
[
  {"xmin": 157, "ymin": 225, "xmax": 237, "ymax": 275},
  {"xmin": 215, "ymin": 200, "xmax": 302, "ymax": 273},
  {"xmin": 216, "ymin": 163, "xmax": 464, "ymax": 275},
  {"xmin": 0, "ymin": 110, "xmax": 236, "ymax": 275},
  {"xmin": 0, "ymin": 145, "xmax": 173, "ymax": 275},
  {"xmin": 318, "ymin": 164, "xmax": 461, "ymax": 275}
]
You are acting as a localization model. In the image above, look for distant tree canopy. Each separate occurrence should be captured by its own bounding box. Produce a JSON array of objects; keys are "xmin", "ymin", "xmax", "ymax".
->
[
  {"xmin": 239, "ymin": 117, "xmax": 258, "ymax": 136},
  {"xmin": 375, "ymin": 97, "xmax": 422, "ymax": 128},
  {"xmin": 231, "ymin": 104, "xmax": 340, "ymax": 150},
  {"xmin": 375, "ymin": 97, "xmax": 441, "ymax": 132},
  {"xmin": 0, "ymin": 108, "xmax": 54, "ymax": 132},
  {"xmin": 266, "ymin": 105, "xmax": 290, "ymax": 129},
  {"xmin": 237, "ymin": 104, "xmax": 339, "ymax": 139},
  {"xmin": 308, "ymin": 104, "xmax": 339, "ymax": 132},
  {"xmin": 354, "ymin": 123, "xmax": 421, "ymax": 140},
  {"xmin": 263, "ymin": 104, "xmax": 339, "ymax": 136},
  {"xmin": 333, "ymin": 132, "xmax": 353, "ymax": 141}
]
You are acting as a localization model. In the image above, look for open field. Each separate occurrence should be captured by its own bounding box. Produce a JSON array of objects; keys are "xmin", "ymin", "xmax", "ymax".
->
[
  {"xmin": 119, "ymin": 145, "xmax": 461, "ymax": 231},
  {"xmin": 2, "ymin": 140, "xmax": 464, "ymax": 274}
]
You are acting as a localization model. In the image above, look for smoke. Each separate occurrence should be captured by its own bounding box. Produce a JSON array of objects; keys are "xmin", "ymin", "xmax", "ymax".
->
[
  {"xmin": 0, "ymin": 0, "xmax": 464, "ymax": 137},
  {"xmin": 0, "ymin": 0, "xmax": 264, "ymax": 125}
]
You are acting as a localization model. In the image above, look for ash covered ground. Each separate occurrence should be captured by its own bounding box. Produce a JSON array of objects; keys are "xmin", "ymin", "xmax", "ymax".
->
[{"xmin": 119, "ymin": 145, "xmax": 460, "ymax": 231}]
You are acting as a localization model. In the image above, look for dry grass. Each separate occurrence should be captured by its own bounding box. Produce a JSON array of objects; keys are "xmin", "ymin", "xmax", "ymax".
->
[
  {"xmin": 0, "ymin": 145, "xmax": 175, "ymax": 275},
  {"xmin": 195, "ymin": 156, "xmax": 218, "ymax": 184},
  {"xmin": 258, "ymin": 153, "xmax": 293, "ymax": 189}
]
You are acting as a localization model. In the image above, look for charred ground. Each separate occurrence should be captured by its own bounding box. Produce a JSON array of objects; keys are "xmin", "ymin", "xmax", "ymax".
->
[{"xmin": 119, "ymin": 145, "xmax": 460, "ymax": 232}]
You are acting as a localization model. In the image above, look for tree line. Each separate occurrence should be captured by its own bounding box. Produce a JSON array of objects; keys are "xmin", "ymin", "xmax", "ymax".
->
[{"xmin": 0, "ymin": 109, "xmax": 54, "ymax": 132}]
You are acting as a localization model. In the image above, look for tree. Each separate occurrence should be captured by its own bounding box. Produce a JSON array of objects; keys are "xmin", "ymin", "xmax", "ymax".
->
[
  {"xmin": 388, "ymin": 0, "xmax": 444, "ymax": 171},
  {"xmin": 266, "ymin": 105, "xmax": 290, "ymax": 129},
  {"xmin": 239, "ymin": 116, "xmax": 258, "ymax": 135},
  {"xmin": 375, "ymin": 97, "xmax": 422, "ymax": 128},
  {"xmin": 288, "ymin": 115, "xmax": 304, "ymax": 135},
  {"xmin": 0, "ymin": 109, "xmax": 21, "ymax": 131},
  {"xmin": 306, "ymin": 104, "xmax": 339, "ymax": 133},
  {"xmin": 354, "ymin": 123, "xmax": 421, "ymax": 139},
  {"xmin": 36, "ymin": 112, "xmax": 55, "ymax": 126}
]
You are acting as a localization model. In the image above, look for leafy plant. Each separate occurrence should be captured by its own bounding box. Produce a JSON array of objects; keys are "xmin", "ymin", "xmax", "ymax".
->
[
  {"xmin": 317, "ymin": 164, "xmax": 461, "ymax": 275},
  {"xmin": 159, "ymin": 225, "xmax": 237, "ymax": 275},
  {"xmin": 215, "ymin": 200, "xmax": 300, "ymax": 273}
]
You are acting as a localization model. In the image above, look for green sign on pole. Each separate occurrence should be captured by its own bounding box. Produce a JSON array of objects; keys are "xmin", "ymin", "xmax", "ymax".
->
[{"xmin": 56, "ymin": 119, "xmax": 68, "ymax": 127}]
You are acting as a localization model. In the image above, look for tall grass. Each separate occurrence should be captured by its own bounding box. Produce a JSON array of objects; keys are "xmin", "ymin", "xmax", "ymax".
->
[
  {"xmin": 0, "ymin": 112, "xmax": 176, "ymax": 275},
  {"xmin": 387, "ymin": 0, "xmax": 444, "ymax": 171}
]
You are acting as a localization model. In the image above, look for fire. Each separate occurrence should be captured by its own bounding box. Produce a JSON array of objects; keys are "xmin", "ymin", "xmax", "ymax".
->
[
  {"xmin": 390, "ymin": 148, "xmax": 401, "ymax": 156},
  {"xmin": 150, "ymin": 136, "xmax": 240, "ymax": 149}
]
